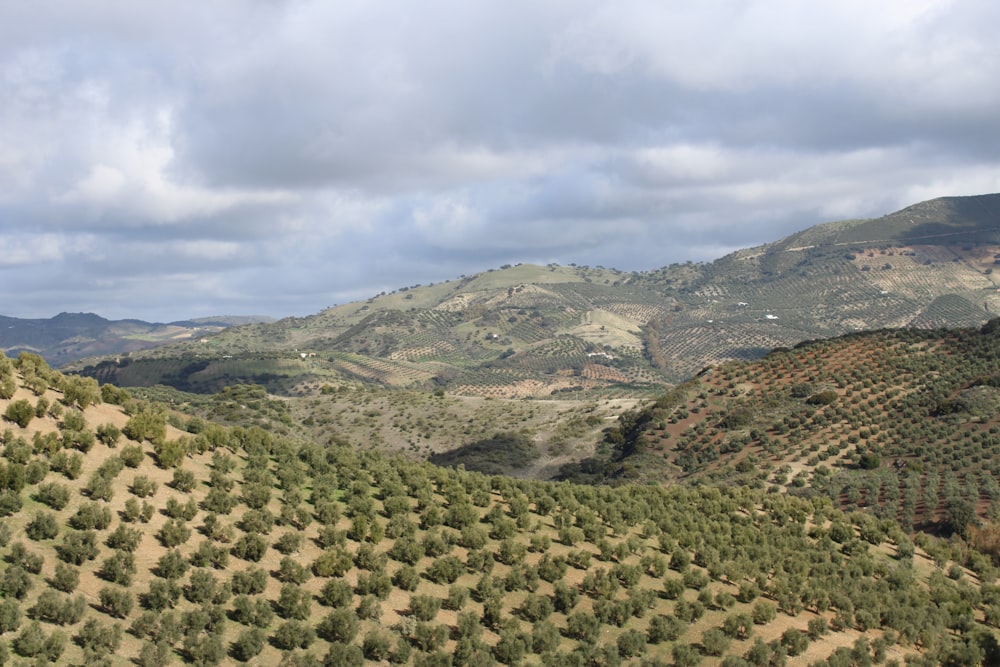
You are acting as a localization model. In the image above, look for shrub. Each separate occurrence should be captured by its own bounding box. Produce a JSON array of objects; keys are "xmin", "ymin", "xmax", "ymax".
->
[
  {"xmin": 56, "ymin": 531, "xmax": 99, "ymax": 565},
  {"xmin": 120, "ymin": 444, "xmax": 145, "ymax": 468},
  {"xmin": 7, "ymin": 542, "xmax": 43, "ymax": 574},
  {"xmin": 29, "ymin": 590, "xmax": 86, "ymax": 625},
  {"xmin": 751, "ymin": 600, "xmax": 777, "ymax": 624},
  {"xmin": 781, "ymin": 628, "xmax": 809, "ymax": 656},
  {"xmin": 158, "ymin": 519, "xmax": 192, "ymax": 548},
  {"xmin": 617, "ymin": 628, "xmax": 647, "ymax": 658},
  {"xmin": 155, "ymin": 549, "xmax": 189, "ymax": 580},
  {"xmin": 99, "ymin": 550, "xmax": 137, "ymax": 586},
  {"xmin": 231, "ymin": 534, "xmax": 268, "ymax": 562},
  {"xmin": 229, "ymin": 568, "xmax": 268, "ymax": 596},
  {"xmin": 426, "ymin": 554, "xmax": 464, "ymax": 584},
  {"xmin": 141, "ymin": 580, "xmax": 181, "ymax": 612},
  {"xmin": 50, "ymin": 562, "xmax": 79, "ymax": 593},
  {"xmin": 106, "ymin": 525, "xmax": 143, "ymax": 552},
  {"xmin": 275, "ymin": 583, "xmax": 311, "ymax": 620},
  {"xmin": 230, "ymin": 595, "xmax": 273, "ymax": 628},
  {"xmin": 69, "ymin": 502, "xmax": 112, "ymax": 530},
  {"xmin": 317, "ymin": 579, "xmax": 353, "ymax": 608},
  {"xmin": 131, "ymin": 475, "xmax": 158, "ymax": 498},
  {"xmin": 230, "ymin": 628, "xmax": 266, "ymax": 661},
  {"xmin": 0, "ymin": 597, "xmax": 21, "ymax": 634},
  {"xmin": 270, "ymin": 620, "xmax": 315, "ymax": 650},
  {"xmin": 25, "ymin": 512, "xmax": 59, "ymax": 541},
  {"xmin": 4, "ymin": 400, "xmax": 34, "ymax": 428},
  {"xmin": 702, "ymin": 628, "xmax": 731, "ymax": 656},
  {"xmin": 96, "ymin": 423, "xmax": 122, "ymax": 447},
  {"xmin": 363, "ymin": 630, "xmax": 393, "ymax": 661},
  {"xmin": 317, "ymin": 608, "xmax": 359, "ymax": 643},
  {"xmin": 34, "ymin": 482, "xmax": 71, "ymax": 510},
  {"xmin": 99, "ymin": 586, "xmax": 134, "ymax": 618},
  {"xmin": 409, "ymin": 594, "xmax": 441, "ymax": 622},
  {"xmin": 75, "ymin": 618, "xmax": 123, "ymax": 658}
]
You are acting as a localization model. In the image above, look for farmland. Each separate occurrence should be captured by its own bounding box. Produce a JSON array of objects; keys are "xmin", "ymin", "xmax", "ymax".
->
[{"xmin": 2, "ymin": 352, "xmax": 999, "ymax": 665}]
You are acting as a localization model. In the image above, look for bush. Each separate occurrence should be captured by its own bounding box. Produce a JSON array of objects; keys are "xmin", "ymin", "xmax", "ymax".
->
[
  {"xmin": 156, "ymin": 549, "xmax": 189, "ymax": 580},
  {"xmin": 29, "ymin": 590, "xmax": 85, "ymax": 625},
  {"xmin": 158, "ymin": 519, "xmax": 192, "ymax": 548},
  {"xmin": 275, "ymin": 583, "xmax": 311, "ymax": 620},
  {"xmin": 99, "ymin": 550, "xmax": 137, "ymax": 586},
  {"xmin": 317, "ymin": 579, "xmax": 353, "ymax": 608},
  {"xmin": 141, "ymin": 580, "xmax": 181, "ymax": 612},
  {"xmin": 751, "ymin": 600, "xmax": 776, "ymax": 625},
  {"xmin": 69, "ymin": 502, "xmax": 112, "ymax": 530},
  {"xmin": 0, "ymin": 597, "xmax": 21, "ymax": 634},
  {"xmin": 230, "ymin": 595, "xmax": 273, "ymax": 628},
  {"xmin": 270, "ymin": 620, "xmax": 315, "ymax": 650},
  {"xmin": 7, "ymin": 542, "xmax": 43, "ymax": 574},
  {"xmin": 56, "ymin": 531, "xmax": 99, "ymax": 565},
  {"xmin": 75, "ymin": 618, "xmax": 123, "ymax": 659},
  {"xmin": 96, "ymin": 423, "xmax": 122, "ymax": 447},
  {"xmin": 4, "ymin": 400, "xmax": 34, "ymax": 428},
  {"xmin": 230, "ymin": 627, "xmax": 266, "ymax": 661},
  {"xmin": 230, "ymin": 568, "xmax": 268, "ymax": 596},
  {"xmin": 25, "ymin": 512, "xmax": 59, "ymax": 541},
  {"xmin": 0, "ymin": 566, "xmax": 32, "ymax": 600},
  {"xmin": 781, "ymin": 628, "xmax": 809, "ymax": 656},
  {"xmin": 34, "ymin": 482, "xmax": 71, "ymax": 510},
  {"xmin": 409, "ymin": 594, "xmax": 441, "ymax": 622},
  {"xmin": 703, "ymin": 627, "xmax": 731, "ymax": 656},
  {"xmin": 13, "ymin": 621, "xmax": 47, "ymax": 658},
  {"xmin": 363, "ymin": 630, "xmax": 393, "ymax": 661},
  {"xmin": 318, "ymin": 608, "xmax": 359, "ymax": 643},
  {"xmin": 231, "ymin": 534, "xmax": 267, "ymax": 562},
  {"xmin": 50, "ymin": 562, "xmax": 79, "ymax": 593},
  {"xmin": 131, "ymin": 474, "xmax": 158, "ymax": 498},
  {"xmin": 426, "ymin": 554, "xmax": 464, "ymax": 584},
  {"xmin": 120, "ymin": 444, "xmax": 145, "ymax": 468},
  {"xmin": 99, "ymin": 586, "xmax": 134, "ymax": 618},
  {"xmin": 106, "ymin": 525, "xmax": 143, "ymax": 552},
  {"xmin": 617, "ymin": 628, "xmax": 647, "ymax": 658}
]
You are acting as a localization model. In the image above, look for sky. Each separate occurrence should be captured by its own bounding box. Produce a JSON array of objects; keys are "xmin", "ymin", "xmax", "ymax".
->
[{"xmin": 3, "ymin": 1, "xmax": 1000, "ymax": 323}]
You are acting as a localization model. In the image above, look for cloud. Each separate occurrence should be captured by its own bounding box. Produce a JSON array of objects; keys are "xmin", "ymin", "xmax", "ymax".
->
[{"xmin": 2, "ymin": 0, "xmax": 1000, "ymax": 322}]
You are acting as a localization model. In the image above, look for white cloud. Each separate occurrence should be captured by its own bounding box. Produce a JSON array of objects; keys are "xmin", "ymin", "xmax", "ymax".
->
[{"xmin": 1, "ymin": 0, "xmax": 999, "ymax": 321}]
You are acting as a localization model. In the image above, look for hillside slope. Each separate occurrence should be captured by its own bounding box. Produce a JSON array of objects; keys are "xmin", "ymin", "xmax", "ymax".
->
[
  {"xmin": 581, "ymin": 318, "xmax": 1000, "ymax": 539},
  {"xmin": 70, "ymin": 193, "xmax": 1000, "ymax": 399},
  {"xmin": 1, "ymin": 352, "xmax": 999, "ymax": 665}
]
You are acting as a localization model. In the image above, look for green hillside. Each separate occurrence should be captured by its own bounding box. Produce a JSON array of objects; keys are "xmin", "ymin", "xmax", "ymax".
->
[
  {"xmin": 576, "ymin": 319, "xmax": 1000, "ymax": 543},
  {"xmin": 68, "ymin": 194, "xmax": 1000, "ymax": 400},
  {"xmin": 1, "ymin": 352, "xmax": 999, "ymax": 665}
]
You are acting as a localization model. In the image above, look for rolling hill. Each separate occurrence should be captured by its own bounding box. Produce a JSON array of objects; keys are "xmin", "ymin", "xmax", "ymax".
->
[
  {"xmin": 67, "ymin": 193, "xmax": 1000, "ymax": 401},
  {"xmin": 1, "ymin": 352, "xmax": 998, "ymax": 665},
  {"xmin": 0, "ymin": 314, "xmax": 273, "ymax": 368},
  {"xmin": 572, "ymin": 318, "xmax": 1000, "ymax": 540}
]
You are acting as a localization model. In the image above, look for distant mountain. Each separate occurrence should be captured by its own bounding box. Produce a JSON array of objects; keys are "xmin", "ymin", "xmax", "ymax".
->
[
  {"xmin": 0, "ymin": 312, "xmax": 273, "ymax": 366},
  {"xmin": 71, "ymin": 193, "xmax": 1000, "ymax": 397}
]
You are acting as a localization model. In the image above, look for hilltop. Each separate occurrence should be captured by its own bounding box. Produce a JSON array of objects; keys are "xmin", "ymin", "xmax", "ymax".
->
[
  {"xmin": 1, "ymin": 352, "xmax": 998, "ymax": 665},
  {"xmin": 67, "ymin": 193, "xmax": 1000, "ymax": 401}
]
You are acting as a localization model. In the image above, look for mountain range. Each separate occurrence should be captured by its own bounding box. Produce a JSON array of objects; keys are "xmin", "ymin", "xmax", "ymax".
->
[
  {"xmin": 58, "ymin": 192, "xmax": 1000, "ymax": 399},
  {"xmin": 0, "ymin": 314, "xmax": 274, "ymax": 368}
]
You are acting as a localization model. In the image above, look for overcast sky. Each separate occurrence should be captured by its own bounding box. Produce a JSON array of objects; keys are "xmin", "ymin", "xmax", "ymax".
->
[{"xmin": 3, "ymin": 1, "xmax": 1000, "ymax": 322}]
